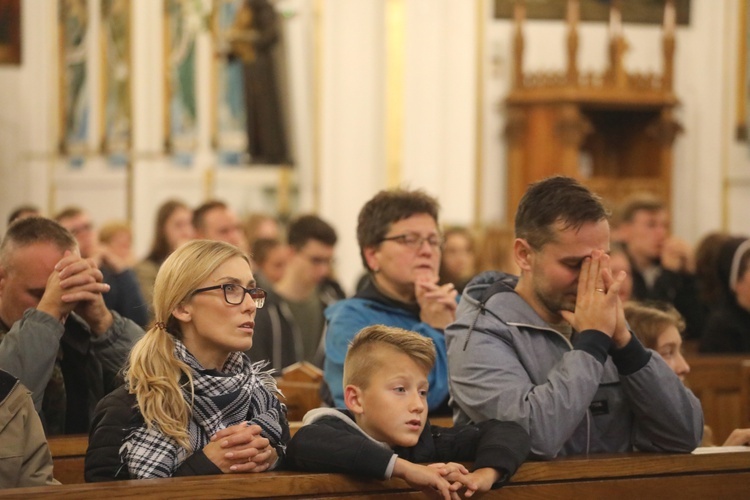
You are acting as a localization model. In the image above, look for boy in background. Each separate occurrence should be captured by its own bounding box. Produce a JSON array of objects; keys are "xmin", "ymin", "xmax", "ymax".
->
[
  {"xmin": 287, "ymin": 325, "xmax": 529, "ymax": 499},
  {"xmin": 624, "ymin": 301, "xmax": 750, "ymax": 447}
]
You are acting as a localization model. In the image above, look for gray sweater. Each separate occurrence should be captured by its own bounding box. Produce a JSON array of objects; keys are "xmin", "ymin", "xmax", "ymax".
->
[
  {"xmin": 446, "ymin": 271, "xmax": 703, "ymax": 459},
  {"xmin": 0, "ymin": 308, "xmax": 143, "ymax": 433}
]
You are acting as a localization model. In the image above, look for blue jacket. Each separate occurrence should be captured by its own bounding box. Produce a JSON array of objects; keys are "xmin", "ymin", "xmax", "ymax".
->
[{"xmin": 323, "ymin": 281, "xmax": 450, "ymax": 411}]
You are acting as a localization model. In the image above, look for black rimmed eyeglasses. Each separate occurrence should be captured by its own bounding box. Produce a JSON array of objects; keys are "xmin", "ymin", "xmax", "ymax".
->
[
  {"xmin": 380, "ymin": 233, "xmax": 444, "ymax": 251},
  {"xmin": 191, "ymin": 283, "xmax": 266, "ymax": 308}
]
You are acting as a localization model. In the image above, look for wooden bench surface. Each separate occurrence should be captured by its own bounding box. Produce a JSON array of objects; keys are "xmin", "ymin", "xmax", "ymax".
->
[
  {"xmin": 42, "ymin": 351, "xmax": 750, "ymax": 493},
  {"xmin": 6, "ymin": 451, "xmax": 749, "ymax": 499}
]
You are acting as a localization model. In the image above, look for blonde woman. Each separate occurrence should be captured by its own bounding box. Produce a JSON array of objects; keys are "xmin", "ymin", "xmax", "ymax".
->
[{"xmin": 85, "ymin": 240, "xmax": 289, "ymax": 481}]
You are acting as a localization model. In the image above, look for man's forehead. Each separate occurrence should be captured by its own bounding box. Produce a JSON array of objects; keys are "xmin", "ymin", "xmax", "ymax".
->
[
  {"xmin": 547, "ymin": 220, "xmax": 609, "ymax": 250},
  {"xmin": 551, "ymin": 218, "xmax": 609, "ymax": 236},
  {"xmin": 60, "ymin": 213, "xmax": 91, "ymax": 225},
  {"xmin": 207, "ymin": 206, "xmax": 234, "ymax": 220},
  {"xmin": 299, "ymin": 239, "xmax": 335, "ymax": 254},
  {"xmin": 633, "ymin": 208, "xmax": 667, "ymax": 221},
  {"xmin": 12, "ymin": 240, "xmax": 72, "ymax": 259}
]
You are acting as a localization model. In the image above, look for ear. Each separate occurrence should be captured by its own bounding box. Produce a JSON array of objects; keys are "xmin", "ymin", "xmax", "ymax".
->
[
  {"xmin": 363, "ymin": 246, "xmax": 379, "ymax": 273},
  {"xmin": 0, "ymin": 266, "xmax": 6, "ymax": 296},
  {"xmin": 344, "ymin": 385, "xmax": 365, "ymax": 415},
  {"xmin": 514, "ymin": 238, "xmax": 534, "ymax": 272},
  {"xmin": 170, "ymin": 302, "xmax": 193, "ymax": 324}
]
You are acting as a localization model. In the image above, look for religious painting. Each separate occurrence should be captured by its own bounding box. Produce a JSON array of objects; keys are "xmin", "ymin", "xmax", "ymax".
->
[
  {"xmin": 101, "ymin": 0, "xmax": 131, "ymax": 161},
  {"xmin": 59, "ymin": 0, "xmax": 90, "ymax": 157},
  {"xmin": 212, "ymin": 0, "xmax": 291, "ymax": 166},
  {"xmin": 164, "ymin": 0, "xmax": 199, "ymax": 161},
  {"xmin": 494, "ymin": 0, "xmax": 691, "ymax": 25},
  {"xmin": 0, "ymin": 0, "xmax": 21, "ymax": 65},
  {"xmin": 213, "ymin": 0, "xmax": 249, "ymax": 165}
]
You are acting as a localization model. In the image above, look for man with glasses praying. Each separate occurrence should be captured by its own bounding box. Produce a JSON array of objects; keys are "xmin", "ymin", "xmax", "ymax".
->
[
  {"xmin": 323, "ymin": 189, "xmax": 456, "ymax": 414},
  {"xmin": 0, "ymin": 217, "xmax": 143, "ymax": 435},
  {"xmin": 252, "ymin": 215, "xmax": 343, "ymax": 371}
]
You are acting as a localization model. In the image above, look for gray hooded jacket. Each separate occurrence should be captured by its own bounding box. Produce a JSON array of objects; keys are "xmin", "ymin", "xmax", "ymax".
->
[{"xmin": 446, "ymin": 271, "xmax": 703, "ymax": 459}]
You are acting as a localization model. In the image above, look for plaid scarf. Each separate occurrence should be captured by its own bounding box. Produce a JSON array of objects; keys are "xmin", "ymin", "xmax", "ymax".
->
[{"xmin": 121, "ymin": 340, "xmax": 286, "ymax": 479}]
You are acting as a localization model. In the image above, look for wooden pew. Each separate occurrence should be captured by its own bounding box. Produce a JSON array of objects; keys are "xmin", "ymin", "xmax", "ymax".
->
[
  {"xmin": 275, "ymin": 362, "xmax": 323, "ymax": 421},
  {"xmin": 684, "ymin": 354, "xmax": 750, "ymax": 444},
  {"xmin": 10, "ymin": 452, "xmax": 750, "ymax": 499},
  {"xmin": 48, "ymin": 435, "xmax": 88, "ymax": 485},
  {"xmin": 741, "ymin": 360, "xmax": 750, "ymax": 429},
  {"xmin": 49, "ymin": 416, "xmax": 454, "ymax": 485}
]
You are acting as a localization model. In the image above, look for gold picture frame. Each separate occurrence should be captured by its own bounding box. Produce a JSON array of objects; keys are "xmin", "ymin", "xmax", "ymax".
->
[
  {"xmin": 163, "ymin": 0, "xmax": 199, "ymax": 158},
  {"xmin": 0, "ymin": 0, "xmax": 21, "ymax": 65},
  {"xmin": 737, "ymin": 0, "xmax": 749, "ymax": 141},
  {"xmin": 100, "ymin": 0, "xmax": 132, "ymax": 157},
  {"xmin": 494, "ymin": 0, "xmax": 691, "ymax": 24},
  {"xmin": 58, "ymin": 0, "xmax": 90, "ymax": 157}
]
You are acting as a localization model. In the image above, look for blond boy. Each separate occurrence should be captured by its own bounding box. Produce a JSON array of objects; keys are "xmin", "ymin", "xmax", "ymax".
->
[{"xmin": 287, "ymin": 325, "xmax": 529, "ymax": 499}]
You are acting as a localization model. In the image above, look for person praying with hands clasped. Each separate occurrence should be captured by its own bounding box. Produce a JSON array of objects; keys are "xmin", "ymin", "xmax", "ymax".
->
[{"xmin": 85, "ymin": 240, "xmax": 289, "ymax": 481}]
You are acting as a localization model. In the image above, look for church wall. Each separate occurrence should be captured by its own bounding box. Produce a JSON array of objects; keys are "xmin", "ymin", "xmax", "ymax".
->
[{"xmin": 0, "ymin": 0, "xmax": 746, "ymax": 293}]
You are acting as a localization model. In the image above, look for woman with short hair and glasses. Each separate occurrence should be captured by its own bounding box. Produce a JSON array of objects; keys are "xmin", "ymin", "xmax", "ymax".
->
[
  {"xmin": 85, "ymin": 240, "xmax": 289, "ymax": 481},
  {"xmin": 323, "ymin": 189, "xmax": 457, "ymax": 414}
]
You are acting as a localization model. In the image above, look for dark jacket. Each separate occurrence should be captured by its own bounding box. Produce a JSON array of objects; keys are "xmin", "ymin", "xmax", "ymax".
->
[
  {"xmin": 252, "ymin": 279, "xmax": 344, "ymax": 372},
  {"xmin": 700, "ymin": 299, "xmax": 750, "ymax": 353},
  {"xmin": 629, "ymin": 258, "xmax": 705, "ymax": 340},
  {"xmin": 101, "ymin": 264, "xmax": 150, "ymax": 328},
  {"xmin": 85, "ymin": 386, "xmax": 221, "ymax": 481},
  {"xmin": 85, "ymin": 385, "xmax": 291, "ymax": 482},
  {"xmin": 0, "ymin": 309, "xmax": 143, "ymax": 435},
  {"xmin": 286, "ymin": 408, "xmax": 529, "ymax": 485}
]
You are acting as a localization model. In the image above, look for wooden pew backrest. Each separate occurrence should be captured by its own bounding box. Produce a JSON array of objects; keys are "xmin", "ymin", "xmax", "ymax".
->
[
  {"xmin": 276, "ymin": 362, "xmax": 323, "ymax": 421},
  {"xmin": 48, "ymin": 435, "xmax": 87, "ymax": 485},
  {"xmin": 684, "ymin": 355, "xmax": 750, "ymax": 444}
]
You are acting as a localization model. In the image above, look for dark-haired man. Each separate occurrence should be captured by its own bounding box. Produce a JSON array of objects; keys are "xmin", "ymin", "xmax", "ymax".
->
[
  {"xmin": 617, "ymin": 193, "xmax": 704, "ymax": 339},
  {"xmin": 252, "ymin": 215, "xmax": 344, "ymax": 370},
  {"xmin": 446, "ymin": 176, "xmax": 702, "ymax": 459}
]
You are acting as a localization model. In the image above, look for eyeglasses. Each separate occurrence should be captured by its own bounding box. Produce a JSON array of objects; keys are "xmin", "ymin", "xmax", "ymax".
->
[
  {"xmin": 380, "ymin": 233, "xmax": 444, "ymax": 250},
  {"xmin": 191, "ymin": 284, "xmax": 266, "ymax": 308}
]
